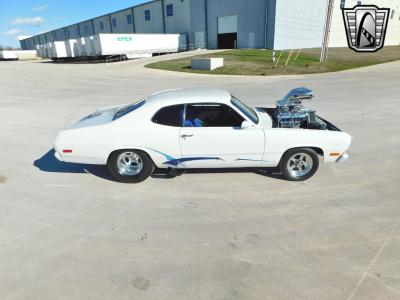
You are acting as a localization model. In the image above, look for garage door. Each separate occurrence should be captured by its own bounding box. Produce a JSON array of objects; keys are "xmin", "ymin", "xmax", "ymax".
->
[
  {"xmin": 218, "ymin": 15, "xmax": 238, "ymax": 34},
  {"xmin": 217, "ymin": 15, "xmax": 238, "ymax": 49}
]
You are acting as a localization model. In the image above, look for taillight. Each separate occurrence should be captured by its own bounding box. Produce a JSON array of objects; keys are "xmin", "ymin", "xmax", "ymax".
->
[{"xmin": 63, "ymin": 149, "xmax": 73, "ymax": 153}]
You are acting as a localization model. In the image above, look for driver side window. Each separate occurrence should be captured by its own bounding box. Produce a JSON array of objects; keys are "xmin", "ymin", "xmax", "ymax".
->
[{"xmin": 185, "ymin": 103, "xmax": 244, "ymax": 128}]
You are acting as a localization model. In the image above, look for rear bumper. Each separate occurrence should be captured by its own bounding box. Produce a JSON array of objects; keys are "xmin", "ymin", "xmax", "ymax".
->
[{"xmin": 336, "ymin": 153, "xmax": 349, "ymax": 163}]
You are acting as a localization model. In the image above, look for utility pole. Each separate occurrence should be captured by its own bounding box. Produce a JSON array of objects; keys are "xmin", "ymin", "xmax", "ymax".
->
[{"xmin": 320, "ymin": 0, "xmax": 335, "ymax": 62}]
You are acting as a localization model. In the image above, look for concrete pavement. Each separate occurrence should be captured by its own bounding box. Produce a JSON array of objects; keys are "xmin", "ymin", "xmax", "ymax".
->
[{"xmin": 0, "ymin": 57, "xmax": 399, "ymax": 300}]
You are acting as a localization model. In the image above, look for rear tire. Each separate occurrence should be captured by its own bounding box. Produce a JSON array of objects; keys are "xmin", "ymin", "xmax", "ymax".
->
[
  {"xmin": 280, "ymin": 148, "xmax": 319, "ymax": 181},
  {"xmin": 107, "ymin": 150, "xmax": 154, "ymax": 183}
]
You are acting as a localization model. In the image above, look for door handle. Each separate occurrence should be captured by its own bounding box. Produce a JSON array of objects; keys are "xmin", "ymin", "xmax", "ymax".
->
[{"xmin": 181, "ymin": 134, "xmax": 194, "ymax": 139}]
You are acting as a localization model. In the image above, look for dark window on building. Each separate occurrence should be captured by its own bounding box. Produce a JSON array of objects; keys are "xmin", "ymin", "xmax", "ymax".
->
[
  {"xmin": 152, "ymin": 105, "xmax": 184, "ymax": 127},
  {"xmin": 127, "ymin": 14, "xmax": 133, "ymax": 25},
  {"xmin": 84, "ymin": 25, "xmax": 89, "ymax": 35},
  {"xmin": 112, "ymin": 18, "xmax": 117, "ymax": 27},
  {"xmin": 145, "ymin": 9, "xmax": 151, "ymax": 21},
  {"xmin": 357, "ymin": 1, "xmax": 361, "ymax": 5},
  {"xmin": 185, "ymin": 104, "xmax": 244, "ymax": 128},
  {"xmin": 100, "ymin": 21, "xmax": 104, "ymax": 31},
  {"xmin": 340, "ymin": 0, "xmax": 345, "ymax": 9},
  {"xmin": 166, "ymin": 4, "xmax": 174, "ymax": 17}
]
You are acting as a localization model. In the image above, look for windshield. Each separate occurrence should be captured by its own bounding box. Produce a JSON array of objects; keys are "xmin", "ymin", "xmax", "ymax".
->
[
  {"xmin": 113, "ymin": 100, "xmax": 145, "ymax": 121},
  {"xmin": 231, "ymin": 96, "xmax": 259, "ymax": 124}
]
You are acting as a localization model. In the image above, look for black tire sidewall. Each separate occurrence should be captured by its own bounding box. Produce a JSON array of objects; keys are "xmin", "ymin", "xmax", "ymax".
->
[
  {"xmin": 280, "ymin": 148, "xmax": 319, "ymax": 181},
  {"xmin": 108, "ymin": 150, "xmax": 154, "ymax": 183}
]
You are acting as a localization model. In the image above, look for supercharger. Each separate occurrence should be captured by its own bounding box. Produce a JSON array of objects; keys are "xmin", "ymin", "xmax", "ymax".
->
[{"xmin": 274, "ymin": 87, "xmax": 328, "ymax": 130}]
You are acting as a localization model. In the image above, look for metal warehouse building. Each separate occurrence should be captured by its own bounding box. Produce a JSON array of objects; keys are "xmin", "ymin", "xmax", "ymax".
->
[
  {"xmin": 20, "ymin": 0, "xmax": 328, "ymax": 52},
  {"xmin": 20, "ymin": 0, "xmax": 400, "ymax": 52}
]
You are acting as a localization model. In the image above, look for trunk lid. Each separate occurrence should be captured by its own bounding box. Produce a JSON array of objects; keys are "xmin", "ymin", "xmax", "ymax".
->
[{"xmin": 69, "ymin": 105, "xmax": 124, "ymax": 129}]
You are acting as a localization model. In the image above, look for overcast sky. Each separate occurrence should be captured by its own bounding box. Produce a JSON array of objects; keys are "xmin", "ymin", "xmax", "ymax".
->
[{"xmin": 0, "ymin": 0, "xmax": 146, "ymax": 48}]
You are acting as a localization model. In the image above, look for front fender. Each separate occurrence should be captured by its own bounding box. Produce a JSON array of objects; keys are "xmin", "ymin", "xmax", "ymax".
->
[{"xmin": 263, "ymin": 129, "xmax": 352, "ymax": 166}]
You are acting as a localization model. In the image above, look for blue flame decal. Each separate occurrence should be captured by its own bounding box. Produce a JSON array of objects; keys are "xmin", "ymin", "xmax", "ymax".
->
[
  {"xmin": 146, "ymin": 148, "xmax": 222, "ymax": 166},
  {"xmin": 163, "ymin": 157, "xmax": 222, "ymax": 166}
]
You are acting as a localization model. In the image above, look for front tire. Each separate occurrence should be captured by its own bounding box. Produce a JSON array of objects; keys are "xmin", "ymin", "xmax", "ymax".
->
[
  {"xmin": 280, "ymin": 148, "xmax": 319, "ymax": 181},
  {"xmin": 107, "ymin": 150, "xmax": 154, "ymax": 183}
]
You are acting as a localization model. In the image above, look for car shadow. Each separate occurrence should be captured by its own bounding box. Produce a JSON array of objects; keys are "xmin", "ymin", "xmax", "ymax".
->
[
  {"xmin": 33, "ymin": 149, "xmax": 118, "ymax": 182},
  {"xmin": 152, "ymin": 167, "xmax": 285, "ymax": 181},
  {"xmin": 34, "ymin": 149, "xmax": 285, "ymax": 182}
]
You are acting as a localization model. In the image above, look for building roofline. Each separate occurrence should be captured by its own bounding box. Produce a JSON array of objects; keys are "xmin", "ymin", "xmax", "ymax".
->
[{"xmin": 20, "ymin": 0, "xmax": 162, "ymax": 41}]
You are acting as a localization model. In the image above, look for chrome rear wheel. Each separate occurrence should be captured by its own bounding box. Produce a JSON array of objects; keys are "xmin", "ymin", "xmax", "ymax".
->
[
  {"xmin": 117, "ymin": 152, "xmax": 143, "ymax": 176},
  {"xmin": 108, "ymin": 150, "xmax": 154, "ymax": 184}
]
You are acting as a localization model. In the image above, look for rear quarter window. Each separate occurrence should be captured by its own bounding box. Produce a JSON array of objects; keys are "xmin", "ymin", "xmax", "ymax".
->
[
  {"xmin": 113, "ymin": 100, "xmax": 145, "ymax": 121},
  {"xmin": 152, "ymin": 105, "xmax": 184, "ymax": 127}
]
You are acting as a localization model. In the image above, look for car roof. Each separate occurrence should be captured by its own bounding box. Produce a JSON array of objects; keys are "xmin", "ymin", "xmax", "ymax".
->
[{"xmin": 145, "ymin": 88, "xmax": 232, "ymax": 106}]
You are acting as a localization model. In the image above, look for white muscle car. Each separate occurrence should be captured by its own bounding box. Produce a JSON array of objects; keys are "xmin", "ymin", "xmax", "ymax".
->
[{"xmin": 53, "ymin": 88, "xmax": 351, "ymax": 183}]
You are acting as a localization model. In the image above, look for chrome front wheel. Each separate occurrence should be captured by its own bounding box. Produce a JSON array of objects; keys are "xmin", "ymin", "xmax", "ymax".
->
[
  {"xmin": 280, "ymin": 148, "xmax": 319, "ymax": 181},
  {"xmin": 287, "ymin": 153, "xmax": 314, "ymax": 178}
]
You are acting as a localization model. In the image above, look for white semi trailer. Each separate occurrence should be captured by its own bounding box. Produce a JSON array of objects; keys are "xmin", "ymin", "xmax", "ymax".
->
[
  {"xmin": 42, "ymin": 33, "xmax": 187, "ymax": 61},
  {"xmin": 90, "ymin": 34, "xmax": 187, "ymax": 59},
  {"xmin": 0, "ymin": 50, "xmax": 37, "ymax": 60},
  {"xmin": 66, "ymin": 39, "xmax": 78, "ymax": 58},
  {"xmin": 47, "ymin": 41, "xmax": 69, "ymax": 59}
]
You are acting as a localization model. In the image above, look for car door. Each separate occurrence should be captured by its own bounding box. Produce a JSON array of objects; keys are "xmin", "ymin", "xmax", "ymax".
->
[
  {"xmin": 146, "ymin": 104, "xmax": 184, "ymax": 167},
  {"xmin": 179, "ymin": 103, "xmax": 264, "ymax": 168}
]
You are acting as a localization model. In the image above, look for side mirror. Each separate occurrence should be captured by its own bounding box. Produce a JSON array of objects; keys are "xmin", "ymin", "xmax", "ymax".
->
[{"xmin": 241, "ymin": 120, "xmax": 252, "ymax": 129}]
